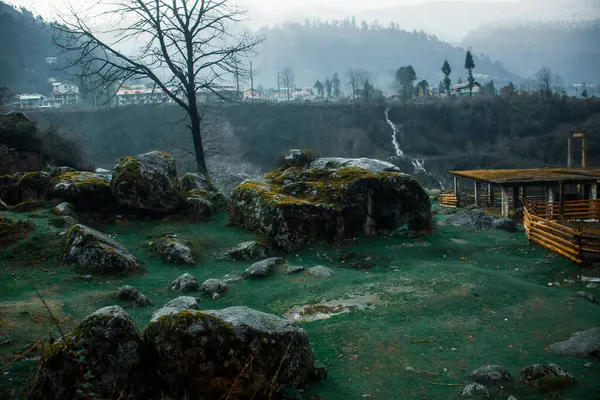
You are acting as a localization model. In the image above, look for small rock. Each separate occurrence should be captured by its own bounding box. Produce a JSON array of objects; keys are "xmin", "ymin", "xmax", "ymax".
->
[
  {"xmin": 223, "ymin": 241, "xmax": 271, "ymax": 261},
  {"xmin": 471, "ymin": 365, "xmax": 513, "ymax": 387},
  {"xmin": 163, "ymin": 296, "xmax": 200, "ymax": 311},
  {"xmin": 200, "ymin": 279, "xmax": 228, "ymax": 297},
  {"xmin": 308, "ymin": 266, "xmax": 335, "ymax": 278},
  {"xmin": 287, "ymin": 265, "xmax": 305, "ymax": 274},
  {"xmin": 170, "ymin": 273, "xmax": 199, "ymax": 292},
  {"xmin": 575, "ymin": 291, "xmax": 596, "ymax": 303},
  {"xmin": 520, "ymin": 364, "xmax": 575, "ymax": 391},
  {"xmin": 584, "ymin": 362, "xmax": 593, "ymax": 368},
  {"xmin": 79, "ymin": 275, "xmax": 92, "ymax": 281},
  {"xmin": 244, "ymin": 257, "xmax": 284, "ymax": 278},
  {"xmin": 460, "ymin": 383, "xmax": 489, "ymax": 397},
  {"xmin": 507, "ymin": 396, "xmax": 517, "ymax": 400},
  {"xmin": 53, "ymin": 202, "xmax": 76, "ymax": 217},
  {"xmin": 223, "ymin": 277, "xmax": 244, "ymax": 285},
  {"xmin": 114, "ymin": 285, "xmax": 151, "ymax": 307},
  {"xmin": 0, "ymin": 199, "xmax": 9, "ymax": 211},
  {"xmin": 586, "ymin": 283, "xmax": 598, "ymax": 289},
  {"xmin": 212, "ymin": 293, "xmax": 220, "ymax": 300},
  {"xmin": 152, "ymin": 236, "xmax": 195, "ymax": 265}
]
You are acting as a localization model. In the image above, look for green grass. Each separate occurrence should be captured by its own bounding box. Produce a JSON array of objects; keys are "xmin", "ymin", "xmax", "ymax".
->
[{"xmin": 0, "ymin": 205, "xmax": 599, "ymax": 399}]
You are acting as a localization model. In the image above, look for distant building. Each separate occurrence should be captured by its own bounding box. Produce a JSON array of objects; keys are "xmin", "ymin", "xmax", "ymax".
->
[
  {"xmin": 116, "ymin": 87, "xmax": 170, "ymax": 106},
  {"xmin": 243, "ymin": 88, "xmax": 261, "ymax": 102},
  {"xmin": 50, "ymin": 81, "xmax": 80, "ymax": 106},
  {"xmin": 450, "ymin": 82, "xmax": 482, "ymax": 96},
  {"xmin": 196, "ymin": 86, "xmax": 242, "ymax": 103},
  {"xmin": 18, "ymin": 93, "xmax": 45, "ymax": 108}
]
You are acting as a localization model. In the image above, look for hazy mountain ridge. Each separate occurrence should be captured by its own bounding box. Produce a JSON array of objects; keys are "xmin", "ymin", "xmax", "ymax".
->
[
  {"xmin": 253, "ymin": 21, "xmax": 519, "ymax": 91},
  {"xmin": 463, "ymin": 19, "xmax": 600, "ymax": 85}
]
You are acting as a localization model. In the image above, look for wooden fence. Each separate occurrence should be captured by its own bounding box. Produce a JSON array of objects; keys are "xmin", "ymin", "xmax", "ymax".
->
[
  {"xmin": 524, "ymin": 200, "xmax": 600, "ymax": 265},
  {"xmin": 440, "ymin": 191, "xmax": 458, "ymax": 208}
]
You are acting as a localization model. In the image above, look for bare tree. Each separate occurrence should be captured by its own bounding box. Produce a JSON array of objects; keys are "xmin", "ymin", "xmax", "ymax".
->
[
  {"xmin": 553, "ymin": 72, "xmax": 565, "ymax": 96},
  {"xmin": 535, "ymin": 67, "xmax": 553, "ymax": 99},
  {"xmin": 52, "ymin": 0, "xmax": 263, "ymax": 176},
  {"xmin": 280, "ymin": 66, "xmax": 295, "ymax": 101},
  {"xmin": 346, "ymin": 69, "xmax": 360, "ymax": 103}
]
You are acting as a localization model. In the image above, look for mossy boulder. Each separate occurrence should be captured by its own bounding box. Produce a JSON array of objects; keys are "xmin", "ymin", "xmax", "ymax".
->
[
  {"xmin": 64, "ymin": 224, "xmax": 141, "ymax": 274},
  {"xmin": 53, "ymin": 202, "xmax": 76, "ymax": 217},
  {"xmin": 28, "ymin": 306, "xmax": 144, "ymax": 400},
  {"xmin": 0, "ymin": 174, "xmax": 22, "ymax": 205},
  {"xmin": 229, "ymin": 157, "xmax": 432, "ymax": 251},
  {"xmin": 185, "ymin": 195, "xmax": 215, "ymax": 218},
  {"xmin": 18, "ymin": 171, "xmax": 52, "ymax": 201},
  {"xmin": 143, "ymin": 306, "xmax": 322, "ymax": 399},
  {"xmin": 53, "ymin": 171, "xmax": 114, "ymax": 212},
  {"xmin": 182, "ymin": 172, "xmax": 227, "ymax": 210},
  {"xmin": 112, "ymin": 151, "xmax": 183, "ymax": 213},
  {"xmin": 0, "ymin": 218, "xmax": 33, "ymax": 248},
  {"xmin": 151, "ymin": 236, "xmax": 195, "ymax": 265},
  {"xmin": 223, "ymin": 240, "xmax": 272, "ymax": 261},
  {"xmin": 520, "ymin": 364, "xmax": 576, "ymax": 391}
]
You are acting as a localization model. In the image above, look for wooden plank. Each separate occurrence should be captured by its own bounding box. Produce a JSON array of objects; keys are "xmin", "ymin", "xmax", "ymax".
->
[
  {"xmin": 529, "ymin": 230, "xmax": 580, "ymax": 256},
  {"xmin": 529, "ymin": 224, "xmax": 578, "ymax": 248},
  {"xmin": 529, "ymin": 235, "xmax": 582, "ymax": 263},
  {"xmin": 582, "ymin": 247, "xmax": 600, "ymax": 254},
  {"xmin": 528, "ymin": 214, "xmax": 578, "ymax": 233}
]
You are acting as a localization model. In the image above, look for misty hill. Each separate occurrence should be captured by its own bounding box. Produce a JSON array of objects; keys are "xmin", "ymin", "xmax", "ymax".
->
[
  {"xmin": 0, "ymin": 1, "xmax": 64, "ymax": 94},
  {"xmin": 350, "ymin": 0, "xmax": 600, "ymax": 44},
  {"xmin": 252, "ymin": 21, "xmax": 519, "ymax": 92},
  {"xmin": 463, "ymin": 20, "xmax": 600, "ymax": 86}
]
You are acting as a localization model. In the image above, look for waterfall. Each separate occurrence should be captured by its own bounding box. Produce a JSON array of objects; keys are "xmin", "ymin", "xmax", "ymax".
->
[{"xmin": 384, "ymin": 108, "xmax": 445, "ymax": 189}]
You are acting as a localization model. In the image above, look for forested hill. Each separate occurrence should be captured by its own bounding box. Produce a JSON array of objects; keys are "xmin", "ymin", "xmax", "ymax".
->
[
  {"xmin": 252, "ymin": 20, "xmax": 520, "ymax": 91},
  {"xmin": 0, "ymin": 1, "xmax": 65, "ymax": 94},
  {"xmin": 463, "ymin": 20, "xmax": 600, "ymax": 86}
]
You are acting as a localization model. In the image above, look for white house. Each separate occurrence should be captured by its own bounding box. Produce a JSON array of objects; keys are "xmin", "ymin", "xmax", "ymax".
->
[
  {"xmin": 116, "ymin": 87, "xmax": 170, "ymax": 106},
  {"xmin": 50, "ymin": 81, "xmax": 80, "ymax": 106},
  {"xmin": 18, "ymin": 94, "xmax": 45, "ymax": 108},
  {"xmin": 451, "ymin": 82, "xmax": 482, "ymax": 96}
]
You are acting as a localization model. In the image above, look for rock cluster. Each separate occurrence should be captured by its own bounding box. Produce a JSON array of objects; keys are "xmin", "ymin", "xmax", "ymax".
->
[
  {"xmin": 445, "ymin": 206, "xmax": 517, "ymax": 232},
  {"xmin": 229, "ymin": 151, "xmax": 432, "ymax": 251},
  {"xmin": 29, "ymin": 305, "xmax": 324, "ymax": 399}
]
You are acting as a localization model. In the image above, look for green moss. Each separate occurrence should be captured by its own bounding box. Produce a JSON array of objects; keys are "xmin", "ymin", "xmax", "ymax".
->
[
  {"xmin": 0, "ymin": 219, "xmax": 33, "ymax": 248},
  {"xmin": 53, "ymin": 172, "xmax": 110, "ymax": 188},
  {"xmin": 17, "ymin": 171, "xmax": 47, "ymax": 186},
  {"xmin": 188, "ymin": 189, "xmax": 210, "ymax": 199}
]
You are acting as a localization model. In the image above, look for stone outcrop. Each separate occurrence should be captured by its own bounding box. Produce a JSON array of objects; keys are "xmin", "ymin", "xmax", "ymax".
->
[
  {"xmin": 229, "ymin": 152, "xmax": 432, "ymax": 251},
  {"xmin": 151, "ymin": 235, "xmax": 195, "ymax": 265},
  {"xmin": 53, "ymin": 171, "xmax": 114, "ymax": 212},
  {"xmin": 144, "ymin": 306, "xmax": 322, "ymax": 399},
  {"xmin": 28, "ymin": 306, "xmax": 144, "ymax": 400},
  {"xmin": 63, "ymin": 224, "xmax": 141, "ymax": 274},
  {"xmin": 111, "ymin": 151, "xmax": 183, "ymax": 213}
]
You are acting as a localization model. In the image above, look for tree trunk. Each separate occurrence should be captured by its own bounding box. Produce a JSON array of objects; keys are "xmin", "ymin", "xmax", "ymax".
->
[{"xmin": 187, "ymin": 92, "xmax": 208, "ymax": 176}]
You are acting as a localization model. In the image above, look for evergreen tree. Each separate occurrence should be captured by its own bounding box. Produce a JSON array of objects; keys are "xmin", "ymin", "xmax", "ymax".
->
[
  {"xmin": 395, "ymin": 65, "xmax": 417, "ymax": 106},
  {"xmin": 457, "ymin": 77, "xmax": 463, "ymax": 84},
  {"xmin": 313, "ymin": 80, "xmax": 324, "ymax": 97},
  {"xmin": 464, "ymin": 50, "xmax": 476, "ymax": 96},
  {"xmin": 582, "ymin": 89, "xmax": 588, "ymax": 98},
  {"xmin": 484, "ymin": 80, "xmax": 496, "ymax": 95},
  {"xmin": 441, "ymin": 59, "xmax": 452, "ymax": 94},
  {"xmin": 438, "ymin": 81, "xmax": 445, "ymax": 94},
  {"xmin": 332, "ymin": 73, "xmax": 341, "ymax": 97},
  {"xmin": 325, "ymin": 77, "xmax": 332, "ymax": 98}
]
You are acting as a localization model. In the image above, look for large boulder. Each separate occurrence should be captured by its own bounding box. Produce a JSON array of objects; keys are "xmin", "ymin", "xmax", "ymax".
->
[
  {"xmin": 64, "ymin": 224, "xmax": 141, "ymax": 274},
  {"xmin": 445, "ymin": 206, "xmax": 517, "ymax": 232},
  {"xmin": 229, "ymin": 157, "xmax": 432, "ymax": 251},
  {"xmin": 17, "ymin": 171, "xmax": 52, "ymax": 201},
  {"xmin": 520, "ymin": 364, "xmax": 575, "ymax": 391},
  {"xmin": 185, "ymin": 194, "xmax": 215, "ymax": 218},
  {"xmin": 151, "ymin": 236, "xmax": 195, "ymax": 265},
  {"xmin": 0, "ymin": 174, "xmax": 23, "ymax": 205},
  {"xmin": 244, "ymin": 257, "xmax": 285, "ymax": 278},
  {"xmin": 182, "ymin": 172, "xmax": 227, "ymax": 210},
  {"xmin": 53, "ymin": 171, "xmax": 114, "ymax": 212},
  {"xmin": 144, "ymin": 306, "xmax": 322, "ymax": 399},
  {"xmin": 28, "ymin": 306, "xmax": 144, "ymax": 400},
  {"xmin": 111, "ymin": 151, "xmax": 183, "ymax": 213},
  {"xmin": 546, "ymin": 327, "xmax": 600, "ymax": 358},
  {"xmin": 223, "ymin": 240, "xmax": 271, "ymax": 261}
]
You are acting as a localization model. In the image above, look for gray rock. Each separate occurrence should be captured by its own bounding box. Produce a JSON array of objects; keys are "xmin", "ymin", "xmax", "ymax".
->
[
  {"xmin": 575, "ymin": 291, "xmax": 596, "ymax": 303},
  {"xmin": 29, "ymin": 306, "xmax": 143, "ymax": 399},
  {"xmin": 53, "ymin": 202, "xmax": 76, "ymax": 217},
  {"xmin": 308, "ymin": 265, "xmax": 335, "ymax": 277},
  {"xmin": 584, "ymin": 362, "xmax": 593, "ymax": 368},
  {"xmin": 287, "ymin": 265, "xmax": 305, "ymax": 274},
  {"xmin": 170, "ymin": 273, "xmax": 199, "ymax": 292},
  {"xmin": 200, "ymin": 278, "xmax": 228, "ymax": 297},
  {"xmin": 223, "ymin": 240, "xmax": 271, "ymax": 261},
  {"xmin": 244, "ymin": 257, "xmax": 284, "ymax": 278},
  {"xmin": 471, "ymin": 365, "xmax": 513, "ymax": 387},
  {"xmin": 281, "ymin": 149, "xmax": 315, "ymax": 168},
  {"xmin": 507, "ymin": 397, "xmax": 517, "ymax": 400},
  {"xmin": 63, "ymin": 224, "xmax": 141, "ymax": 274},
  {"xmin": 164, "ymin": 296, "xmax": 200, "ymax": 311},
  {"xmin": 111, "ymin": 151, "xmax": 182, "ymax": 213},
  {"xmin": 152, "ymin": 236, "xmax": 194, "ymax": 265},
  {"xmin": 223, "ymin": 276, "xmax": 245, "ymax": 284},
  {"xmin": 53, "ymin": 171, "xmax": 114, "ymax": 212},
  {"xmin": 0, "ymin": 199, "xmax": 9, "ymax": 211},
  {"xmin": 520, "ymin": 364, "xmax": 575, "ymax": 390},
  {"xmin": 114, "ymin": 285, "xmax": 151, "ymax": 307},
  {"xmin": 309, "ymin": 157, "xmax": 401, "ymax": 173},
  {"xmin": 144, "ymin": 306, "xmax": 320, "ymax": 398},
  {"xmin": 446, "ymin": 206, "xmax": 517, "ymax": 232},
  {"xmin": 547, "ymin": 327, "xmax": 600, "ymax": 358},
  {"xmin": 185, "ymin": 196, "xmax": 214, "ymax": 218},
  {"xmin": 181, "ymin": 173, "xmax": 227, "ymax": 210},
  {"xmin": 460, "ymin": 383, "xmax": 490, "ymax": 397}
]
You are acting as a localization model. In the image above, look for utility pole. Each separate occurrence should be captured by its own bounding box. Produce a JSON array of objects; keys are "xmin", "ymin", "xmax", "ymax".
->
[
  {"xmin": 250, "ymin": 61, "xmax": 254, "ymax": 100},
  {"xmin": 277, "ymin": 70, "xmax": 280, "ymax": 100}
]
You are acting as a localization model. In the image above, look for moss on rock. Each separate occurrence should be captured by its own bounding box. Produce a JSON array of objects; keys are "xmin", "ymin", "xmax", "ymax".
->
[
  {"xmin": 229, "ymin": 158, "xmax": 432, "ymax": 251},
  {"xmin": 53, "ymin": 171, "xmax": 114, "ymax": 212}
]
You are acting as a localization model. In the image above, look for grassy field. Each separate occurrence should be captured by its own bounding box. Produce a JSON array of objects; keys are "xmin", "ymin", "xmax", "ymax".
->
[{"xmin": 0, "ymin": 204, "xmax": 598, "ymax": 399}]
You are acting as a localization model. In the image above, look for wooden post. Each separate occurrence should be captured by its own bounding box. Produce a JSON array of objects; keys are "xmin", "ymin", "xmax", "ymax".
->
[
  {"xmin": 488, "ymin": 185, "xmax": 495, "ymax": 207},
  {"xmin": 501, "ymin": 186, "xmax": 509, "ymax": 218},
  {"xmin": 546, "ymin": 186, "xmax": 555, "ymax": 217},
  {"xmin": 474, "ymin": 181, "xmax": 480, "ymax": 207},
  {"xmin": 567, "ymin": 134, "xmax": 572, "ymax": 168},
  {"xmin": 513, "ymin": 186, "xmax": 520, "ymax": 208},
  {"xmin": 454, "ymin": 176, "xmax": 460, "ymax": 205},
  {"xmin": 591, "ymin": 183, "xmax": 598, "ymax": 200},
  {"xmin": 522, "ymin": 186, "xmax": 528, "ymax": 206},
  {"xmin": 559, "ymin": 182, "xmax": 565, "ymax": 220}
]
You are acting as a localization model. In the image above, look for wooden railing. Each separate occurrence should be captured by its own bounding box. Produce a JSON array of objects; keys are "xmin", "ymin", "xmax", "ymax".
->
[
  {"xmin": 440, "ymin": 191, "xmax": 458, "ymax": 208},
  {"xmin": 524, "ymin": 200, "xmax": 600, "ymax": 265}
]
